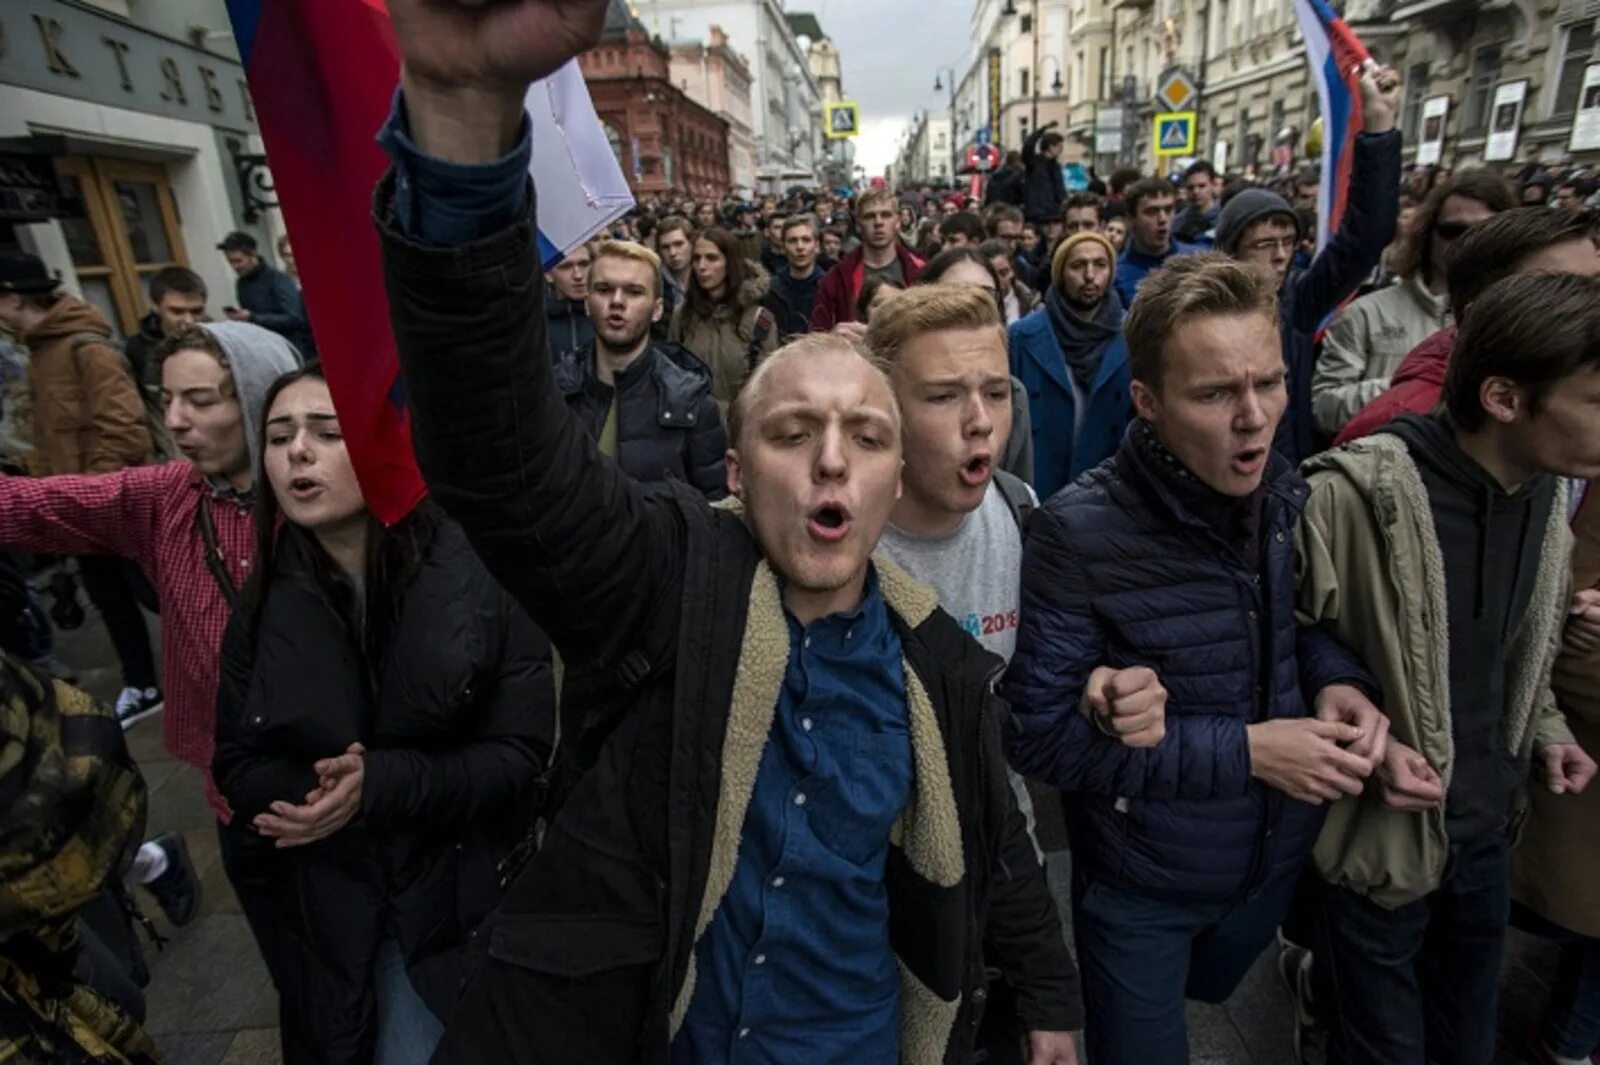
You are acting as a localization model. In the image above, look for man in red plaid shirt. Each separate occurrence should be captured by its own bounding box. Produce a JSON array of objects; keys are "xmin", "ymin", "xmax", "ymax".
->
[{"xmin": 0, "ymin": 319, "xmax": 300, "ymax": 947}]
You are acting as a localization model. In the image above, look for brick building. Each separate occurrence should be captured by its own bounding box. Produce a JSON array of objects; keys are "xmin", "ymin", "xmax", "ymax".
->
[{"xmin": 581, "ymin": 1, "xmax": 733, "ymax": 199}]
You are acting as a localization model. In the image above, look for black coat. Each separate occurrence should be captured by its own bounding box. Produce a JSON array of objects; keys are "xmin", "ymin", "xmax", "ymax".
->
[
  {"xmin": 984, "ymin": 165, "xmax": 1026, "ymax": 209},
  {"xmin": 543, "ymin": 286, "xmax": 594, "ymax": 364},
  {"xmin": 236, "ymin": 262, "xmax": 314, "ymax": 357},
  {"xmin": 1021, "ymin": 129, "xmax": 1066, "ymax": 226},
  {"xmin": 552, "ymin": 341, "xmax": 728, "ymax": 498},
  {"xmin": 378, "ymin": 176, "xmax": 1082, "ymax": 1064},
  {"xmin": 212, "ymin": 518, "xmax": 555, "ymax": 1064}
]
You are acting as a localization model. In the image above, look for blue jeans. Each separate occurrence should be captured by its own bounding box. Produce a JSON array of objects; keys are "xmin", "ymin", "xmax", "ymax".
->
[
  {"xmin": 1319, "ymin": 834, "xmax": 1510, "ymax": 1065},
  {"xmin": 373, "ymin": 938, "xmax": 444, "ymax": 1065},
  {"xmin": 1512, "ymin": 903, "xmax": 1600, "ymax": 1059},
  {"xmin": 1072, "ymin": 870, "xmax": 1300, "ymax": 1065}
]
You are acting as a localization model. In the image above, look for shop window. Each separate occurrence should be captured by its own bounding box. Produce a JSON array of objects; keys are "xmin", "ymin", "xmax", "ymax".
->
[{"xmin": 53, "ymin": 157, "xmax": 187, "ymax": 339}]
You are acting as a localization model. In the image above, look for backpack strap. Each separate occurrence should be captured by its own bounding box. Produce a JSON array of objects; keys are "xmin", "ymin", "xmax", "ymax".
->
[
  {"xmin": 745, "ymin": 307, "xmax": 775, "ymax": 371},
  {"xmin": 194, "ymin": 494, "xmax": 240, "ymax": 611},
  {"xmin": 992, "ymin": 469, "xmax": 1036, "ymax": 535}
]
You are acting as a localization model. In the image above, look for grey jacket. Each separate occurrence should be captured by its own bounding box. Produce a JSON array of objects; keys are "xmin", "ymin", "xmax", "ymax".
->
[{"xmin": 1313, "ymin": 275, "xmax": 1450, "ymax": 434}]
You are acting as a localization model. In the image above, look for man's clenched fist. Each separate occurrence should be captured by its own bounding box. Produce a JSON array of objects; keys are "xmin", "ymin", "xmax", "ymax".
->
[{"xmin": 1080, "ymin": 665, "xmax": 1167, "ymax": 748}]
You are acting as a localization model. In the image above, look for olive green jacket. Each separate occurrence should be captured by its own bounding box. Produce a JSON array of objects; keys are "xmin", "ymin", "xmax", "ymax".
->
[{"xmin": 1295, "ymin": 434, "xmax": 1575, "ymax": 909}]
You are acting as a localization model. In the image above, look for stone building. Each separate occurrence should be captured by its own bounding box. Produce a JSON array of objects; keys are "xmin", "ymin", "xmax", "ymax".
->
[
  {"xmin": 894, "ymin": 112, "xmax": 955, "ymax": 186},
  {"xmin": 582, "ymin": 2, "xmax": 733, "ymax": 199},
  {"xmin": 670, "ymin": 25, "xmax": 758, "ymax": 195}
]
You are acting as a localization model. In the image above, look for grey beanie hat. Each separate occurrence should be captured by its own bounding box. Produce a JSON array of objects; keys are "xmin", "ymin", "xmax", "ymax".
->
[
  {"xmin": 1215, "ymin": 189, "xmax": 1300, "ymax": 254},
  {"xmin": 197, "ymin": 321, "xmax": 304, "ymax": 482}
]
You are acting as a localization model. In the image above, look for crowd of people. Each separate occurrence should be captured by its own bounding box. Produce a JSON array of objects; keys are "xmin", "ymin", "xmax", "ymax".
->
[{"xmin": 5, "ymin": 2, "xmax": 1600, "ymax": 1064}]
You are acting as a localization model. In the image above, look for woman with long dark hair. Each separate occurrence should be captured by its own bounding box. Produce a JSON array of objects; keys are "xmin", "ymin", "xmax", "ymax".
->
[
  {"xmin": 667, "ymin": 226, "xmax": 780, "ymax": 414},
  {"xmin": 213, "ymin": 364, "xmax": 555, "ymax": 1065}
]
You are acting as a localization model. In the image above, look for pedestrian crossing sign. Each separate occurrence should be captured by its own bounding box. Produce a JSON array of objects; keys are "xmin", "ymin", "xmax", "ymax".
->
[
  {"xmin": 825, "ymin": 101, "xmax": 861, "ymax": 140},
  {"xmin": 1154, "ymin": 112, "xmax": 1197, "ymax": 156}
]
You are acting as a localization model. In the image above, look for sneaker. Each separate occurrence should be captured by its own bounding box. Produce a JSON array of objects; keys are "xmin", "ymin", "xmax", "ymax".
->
[
  {"xmin": 114, "ymin": 686, "xmax": 163, "ymax": 730},
  {"xmin": 1277, "ymin": 934, "xmax": 1328, "ymax": 1065},
  {"xmin": 141, "ymin": 831, "xmax": 200, "ymax": 928}
]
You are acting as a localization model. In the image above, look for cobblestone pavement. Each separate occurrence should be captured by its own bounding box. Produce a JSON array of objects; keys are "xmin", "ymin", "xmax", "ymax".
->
[{"xmin": 52, "ymin": 594, "xmax": 1556, "ymax": 1065}]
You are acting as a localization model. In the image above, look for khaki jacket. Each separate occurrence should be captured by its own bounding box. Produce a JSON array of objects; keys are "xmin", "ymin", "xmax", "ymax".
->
[
  {"xmin": 1296, "ymin": 434, "xmax": 1575, "ymax": 908},
  {"xmin": 668, "ymin": 265, "xmax": 779, "ymax": 417},
  {"xmin": 23, "ymin": 297, "xmax": 152, "ymax": 475},
  {"xmin": 1313, "ymin": 275, "xmax": 1451, "ymax": 435},
  {"xmin": 1512, "ymin": 486, "xmax": 1600, "ymax": 937}
]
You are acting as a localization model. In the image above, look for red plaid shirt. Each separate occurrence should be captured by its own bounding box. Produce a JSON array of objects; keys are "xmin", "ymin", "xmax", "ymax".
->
[{"xmin": 0, "ymin": 462, "xmax": 253, "ymax": 821}]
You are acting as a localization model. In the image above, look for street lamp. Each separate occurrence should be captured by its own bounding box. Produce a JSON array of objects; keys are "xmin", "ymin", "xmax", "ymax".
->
[{"xmin": 934, "ymin": 66, "xmax": 957, "ymax": 187}]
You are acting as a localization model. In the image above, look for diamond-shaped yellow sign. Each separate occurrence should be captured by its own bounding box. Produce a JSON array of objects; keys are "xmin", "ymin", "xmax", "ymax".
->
[{"xmin": 1157, "ymin": 70, "xmax": 1198, "ymax": 113}]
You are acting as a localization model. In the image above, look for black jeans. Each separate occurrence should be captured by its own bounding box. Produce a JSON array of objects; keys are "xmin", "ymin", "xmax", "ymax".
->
[
  {"xmin": 1512, "ymin": 903, "xmax": 1600, "ymax": 1059},
  {"xmin": 1320, "ymin": 834, "xmax": 1510, "ymax": 1065},
  {"xmin": 0, "ymin": 550, "xmax": 51, "ymax": 662},
  {"xmin": 77, "ymin": 556, "xmax": 158, "ymax": 691}
]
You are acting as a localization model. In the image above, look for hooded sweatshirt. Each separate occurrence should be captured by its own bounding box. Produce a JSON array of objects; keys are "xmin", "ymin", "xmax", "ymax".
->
[
  {"xmin": 200, "ymin": 320, "xmax": 304, "ymax": 484},
  {"xmin": 1382, "ymin": 413, "xmax": 1557, "ymax": 842}
]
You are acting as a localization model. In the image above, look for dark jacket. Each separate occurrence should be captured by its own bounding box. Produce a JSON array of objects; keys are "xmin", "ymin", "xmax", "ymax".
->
[
  {"xmin": 544, "ymin": 286, "xmax": 595, "ymax": 364},
  {"xmin": 213, "ymin": 518, "xmax": 555, "ymax": 1063},
  {"xmin": 984, "ymin": 164, "xmax": 1026, "ymax": 209},
  {"xmin": 122, "ymin": 312, "xmax": 163, "ymax": 389},
  {"xmin": 1173, "ymin": 203, "xmax": 1219, "ymax": 245},
  {"xmin": 552, "ymin": 342, "xmax": 728, "ymax": 498},
  {"xmin": 378, "ymin": 179, "xmax": 1082, "ymax": 1064},
  {"xmin": 1008, "ymin": 290, "xmax": 1132, "ymax": 500},
  {"xmin": 1266, "ymin": 131, "xmax": 1403, "ymax": 462},
  {"xmin": 1112, "ymin": 240, "xmax": 1206, "ymax": 308},
  {"xmin": 1003, "ymin": 426, "xmax": 1376, "ymax": 901},
  {"xmin": 770, "ymin": 266, "xmax": 823, "ymax": 336},
  {"xmin": 236, "ymin": 261, "xmax": 313, "ymax": 357},
  {"xmin": 1021, "ymin": 129, "xmax": 1067, "ymax": 226},
  {"xmin": 810, "ymin": 242, "xmax": 926, "ymax": 331}
]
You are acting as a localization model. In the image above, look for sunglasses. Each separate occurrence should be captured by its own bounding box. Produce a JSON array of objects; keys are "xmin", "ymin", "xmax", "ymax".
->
[{"xmin": 1434, "ymin": 221, "xmax": 1475, "ymax": 240}]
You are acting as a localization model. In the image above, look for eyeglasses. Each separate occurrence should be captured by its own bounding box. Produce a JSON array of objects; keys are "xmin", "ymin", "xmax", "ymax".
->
[{"xmin": 1434, "ymin": 221, "xmax": 1474, "ymax": 240}]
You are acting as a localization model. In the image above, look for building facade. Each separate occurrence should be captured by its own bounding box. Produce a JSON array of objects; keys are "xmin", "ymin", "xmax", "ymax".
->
[
  {"xmin": 670, "ymin": 25, "xmax": 758, "ymax": 194},
  {"xmin": 894, "ymin": 112, "xmax": 955, "ymax": 186},
  {"xmin": 1064, "ymin": 0, "xmax": 1600, "ymax": 175},
  {"xmin": 949, "ymin": 0, "xmax": 1082, "ymax": 175},
  {"xmin": 1, "ymin": 0, "xmax": 269, "ymax": 340},
  {"xmin": 582, "ymin": 3, "xmax": 733, "ymax": 199},
  {"xmin": 637, "ymin": 0, "xmax": 825, "ymax": 191}
]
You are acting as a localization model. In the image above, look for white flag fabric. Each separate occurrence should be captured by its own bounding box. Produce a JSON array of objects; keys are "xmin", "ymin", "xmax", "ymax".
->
[{"xmin": 526, "ymin": 61, "xmax": 636, "ymax": 270}]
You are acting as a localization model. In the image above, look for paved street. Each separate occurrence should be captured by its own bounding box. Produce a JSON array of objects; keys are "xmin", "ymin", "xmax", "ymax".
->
[{"xmin": 52, "ymin": 593, "xmax": 1558, "ymax": 1065}]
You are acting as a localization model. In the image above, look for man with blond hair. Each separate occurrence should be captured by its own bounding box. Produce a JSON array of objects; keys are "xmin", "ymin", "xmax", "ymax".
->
[
  {"xmin": 552, "ymin": 240, "xmax": 726, "ymax": 497},
  {"xmin": 1005, "ymin": 254, "xmax": 1383, "ymax": 1064},
  {"xmin": 810, "ymin": 185, "xmax": 926, "ymax": 333},
  {"xmin": 373, "ymin": 3, "xmax": 1083, "ymax": 1061}
]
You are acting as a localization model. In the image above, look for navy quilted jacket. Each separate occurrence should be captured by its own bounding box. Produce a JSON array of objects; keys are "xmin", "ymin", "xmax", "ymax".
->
[{"xmin": 1002, "ymin": 427, "xmax": 1376, "ymax": 901}]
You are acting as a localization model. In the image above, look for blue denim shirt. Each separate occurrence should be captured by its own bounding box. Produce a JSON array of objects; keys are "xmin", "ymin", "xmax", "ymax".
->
[{"xmin": 673, "ymin": 566, "xmax": 912, "ymax": 1064}]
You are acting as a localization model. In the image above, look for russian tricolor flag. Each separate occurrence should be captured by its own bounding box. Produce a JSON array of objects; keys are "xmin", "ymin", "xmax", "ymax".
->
[
  {"xmin": 224, "ymin": 0, "xmax": 632, "ymax": 524},
  {"xmin": 1294, "ymin": 0, "xmax": 1373, "ymax": 252}
]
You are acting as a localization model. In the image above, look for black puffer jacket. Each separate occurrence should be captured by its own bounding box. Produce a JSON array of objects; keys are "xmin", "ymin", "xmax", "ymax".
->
[
  {"xmin": 552, "ymin": 342, "xmax": 727, "ymax": 498},
  {"xmin": 213, "ymin": 517, "xmax": 555, "ymax": 1064},
  {"xmin": 544, "ymin": 285, "xmax": 595, "ymax": 364}
]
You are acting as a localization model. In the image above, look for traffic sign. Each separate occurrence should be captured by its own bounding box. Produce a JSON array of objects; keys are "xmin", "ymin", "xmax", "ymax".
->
[
  {"xmin": 824, "ymin": 101, "xmax": 860, "ymax": 140},
  {"xmin": 1154, "ymin": 111, "xmax": 1197, "ymax": 156},
  {"xmin": 975, "ymin": 126, "xmax": 992, "ymax": 146},
  {"xmin": 1156, "ymin": 69, "xmax": 1198, "ymax": 113},
  {"xmin": 968, "ymin": 144, "xmax": 1002, "ymax": 172}
]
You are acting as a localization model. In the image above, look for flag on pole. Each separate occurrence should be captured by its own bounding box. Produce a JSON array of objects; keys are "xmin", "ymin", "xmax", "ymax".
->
[
  {"xmin": 1293, "ymin": 0, "xmax": 1372, "ymax": 252},
  {"xmin": 224, "ymin": 0, "xmax": 633, "ymax": 524}
]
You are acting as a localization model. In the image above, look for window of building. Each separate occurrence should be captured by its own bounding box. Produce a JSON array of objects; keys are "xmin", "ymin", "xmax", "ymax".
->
[
  {"xmin": 1021, "ymin": 68, "xmax": 1030, "ymax": 97},
  {"xmin": 1077, "ymin": 51, "xmax": 1086, "ymax": 97},
  {"xmin": 1555, "ymin": 21, "xmax": 1597, "ymax": 117},
  {"xmin": 1021, "ymin": 13, "xmax": 1033, "ymax": 33},
  {"xmin": 1214, "ymin": 0, "xmax": 1230, "ymax": 56},
  {"xmin": 1100, "ymin": 46, "xmax": 1110, "ymax": 98},
  {"xmin": 1401, "ymin": 61, "xmax": 1431, "ymax": 140},
  {"xmin": 1462, "ymin": 44, "xmax": 1502, "ymax": 133},
  {"xmin": 53, "ymin": 157, "xmax": 188, "ymax": 339}
]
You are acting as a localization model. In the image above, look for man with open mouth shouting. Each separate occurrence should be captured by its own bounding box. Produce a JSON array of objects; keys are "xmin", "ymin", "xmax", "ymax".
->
[
  {"xmin": 374, "ymin": 2, "xmax": 1082, "ymax": 1062},
  {"xmin": 1004, "ymin": 253, "xmax": 1384, "ymax": 1065}
]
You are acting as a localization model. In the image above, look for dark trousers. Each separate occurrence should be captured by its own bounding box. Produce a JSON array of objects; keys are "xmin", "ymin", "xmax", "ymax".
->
[
  {"xmin": 0, "ymin": 550, "xmax": 51, "ymax": 662},
  {"xmin": 217, "ymin": 819, "xmax": 285, "ymax": 988},
  {"xmin": 77, "ymin": 556, "xmax": 158, "ymax": 691},
  {"xmin": 1320, "ymin": 834, "xmax": 1510, "ymax": 1065},
  {"xmin": 1072, "ymin": 870, "xmax": 1299, "ymax": 1065},
  {"xmin": 1513, "ymin": 903, "xmax": 1600, "ymax": 1059}
]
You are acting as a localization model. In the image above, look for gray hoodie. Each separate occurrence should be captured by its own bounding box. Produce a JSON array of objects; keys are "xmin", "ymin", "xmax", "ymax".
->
[{"xmin": 197, "ymin": 321, "xmax": 303, "ymax": 486}]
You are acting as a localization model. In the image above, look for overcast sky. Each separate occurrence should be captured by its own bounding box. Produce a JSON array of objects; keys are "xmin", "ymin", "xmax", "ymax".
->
[{"xmin": 811, "ymin": 0, "xmax": 974, "ymax": 177}]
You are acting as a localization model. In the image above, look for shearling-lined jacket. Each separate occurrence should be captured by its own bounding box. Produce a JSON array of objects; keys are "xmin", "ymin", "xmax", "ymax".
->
[
  {"xmin": 377, "ymin": 176, "xmax": 1083, "ymax": 1065},
  {"xmin": 1297, "ymin": 433, "xmax": 1576, "ymax": 908}
]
